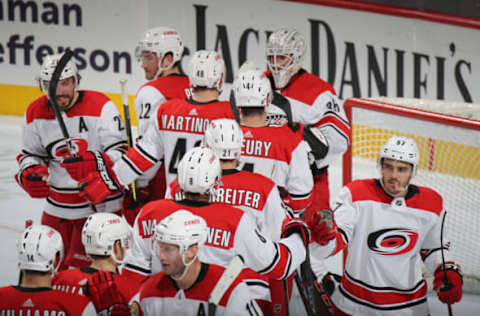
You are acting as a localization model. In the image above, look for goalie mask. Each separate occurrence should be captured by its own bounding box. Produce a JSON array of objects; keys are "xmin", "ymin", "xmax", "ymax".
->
[
  {"xmin": 204, "ymin": 118, "xmax": 244, "ymax": 160},
  {"xmin": 266, "ymin": 27, "xmax": 306, "ymax": 89},
  {"xmin": 188, "ymin": 50, "xmax": 225, "ymax": 92},
  {"xmin": 39, "ymin": 53, "xmax": 80, "ymax": 94},
  {"xmin": 135, "ymin": 26, "xmax": 184, "ymax": 79},
  {"xmin": 81, "ymin": 213, "xmax": 131, "ymax": 264},
  {"xmin": 153, "ymin": 210, "xmax": 208, "ymax": 280},
  {"xmin": 17, "ymin": 225, "xmax": 64, "ymax": 273},
  {"xmin": 177, "ymin": 146, "xmax": 221, "ymax": 195},
  {"xmin": 233, "ymin": 67, "xmax": 272, "ymax": 108}
]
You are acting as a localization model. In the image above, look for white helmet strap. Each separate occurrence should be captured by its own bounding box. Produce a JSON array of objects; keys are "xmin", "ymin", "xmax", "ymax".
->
[{"xmin": 171, "ymin": 249, "xmax": 198, "ymax": 281}]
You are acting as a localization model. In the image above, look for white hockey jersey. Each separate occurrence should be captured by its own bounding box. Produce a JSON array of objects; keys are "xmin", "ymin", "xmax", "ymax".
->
[
  {"xmin": 267, "ymin": 69, "xmax": 350, "ymax": 169},
  {"xmin": 124, "ymin": 199, "xmax": 305, "ymax": 282},
  {"xmin": 17, "ymin": 91, "xmax": 127, "ymax": 219},
  {"xmin": 113, "ymin": 99, "xmax": 235, "ymax": 193},
  {"xmin": 133, "ymin": 74, "xmax": 191, "ymax": 188},
  {"xmin": 167, "ymin": 169, "xmax": 291, "ymax": 241},
  {"xmin": 239, "ymin": 124, "xmax": 313, "ymax": 211},
  {"xmin": 312, "ymin": 179, "xmax": 450, "ymax": 316},
  {"xmin": 139, "ymin": 263, "xmax": 262, "ymax": 316}
]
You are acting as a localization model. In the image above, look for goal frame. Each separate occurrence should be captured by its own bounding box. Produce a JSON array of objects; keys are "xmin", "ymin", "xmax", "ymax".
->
[{"xmin": 342, "ymin": 97, "xmax": 480, "ymax": 186}]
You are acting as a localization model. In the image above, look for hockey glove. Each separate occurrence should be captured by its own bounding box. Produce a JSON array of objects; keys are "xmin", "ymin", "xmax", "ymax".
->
[
  {"xmin": 77, "ymin": 168, "xmax": 122, "ymax": 205},
  {"xmin": 15, "ymin": 164, "xmax": 50, "ymax": 198},
  {"xmin": 83, "ymin": 271, "xmax": 130, "ymax": 316},
  {"xmin": 281, "ymin": 218, "xmax": 310, "ymax": 248},
  {"xmin": 122, "ymin": 186, "xmax": 150, "ymax": 226},
  {"xmin": 61, "ymin": 151, "xmax": 113, "ymax": 182},
  {"xmin": 433, "ymin": 263, "xmax": 463, "ymax": 305},
  {"xmin": 308, "ymin": 209, "xmax": 337, "ymax": 245}
]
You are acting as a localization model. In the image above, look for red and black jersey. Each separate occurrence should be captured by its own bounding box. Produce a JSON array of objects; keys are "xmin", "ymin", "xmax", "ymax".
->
[
  {"xmin": 0, "ymin": 285, "xmax": 95, "ymax": 315},
  {"xmin": 52, "ymin": 266, "xmax": 140, "ymax": 303}
]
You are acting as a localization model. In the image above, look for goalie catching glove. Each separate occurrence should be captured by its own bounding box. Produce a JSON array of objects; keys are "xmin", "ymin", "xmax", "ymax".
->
[
  {"xmin": 83, "ymin": 271, "xmax": 130, "ymax": 316},
  {"xmin": 61, "ymin": 151, "xmax": 122, "ymax": 204},
  {"xmin": 433, "ymin": 262, "xmax": 463, "ymax": 305},
  {"xmin": 308, "ymin": 209, "xmax": 337, "ymax": 245},
  {"xmin": 15, "ymin": 164, "xmax": 50, "ymax": 198}
]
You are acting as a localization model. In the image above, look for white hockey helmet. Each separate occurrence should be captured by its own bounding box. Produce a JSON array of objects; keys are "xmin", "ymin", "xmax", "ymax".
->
[
  {"xmin": 39, "ymin": 53, "xmax": 79, "ymax": 93},
  {"xmin": 204, "ymin": 118, "xmax": 244, "ymax": 160},
  {"xmin": 188, "ymin": 50, "xmax": 225, "ymax": 91},
  {"xmin": 154, "ymin": 210, "xmax": 208, "ymax": 254},
  {"xmin": 81, "ymin": 213, "xmax": 131, "ymax": 264},
  {"xmin": 266, "ymin": 27, "xmax": 306, "ymax": 89},
  {"xmin": 379, "ymin": 136, "xmax": 419, "ymax": 174},
  {"xmin": 177, "ymin": 146, "xmax": 221, "ymax": 195},
  {"xmin": 135, "ymin": 26, "xmax": 184, "ymax": 78},
  {"xmin": 17, "ymin": 225, "xmax": 64, "ymax": 273},
  {"xmin": 233, "ymin": 66, "xmax": 272, "ymax": 107}
]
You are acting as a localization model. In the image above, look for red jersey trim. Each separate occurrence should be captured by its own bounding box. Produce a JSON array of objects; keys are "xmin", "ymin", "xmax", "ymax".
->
[
  {"xmin": 314, "ymin": 112, "xmax": 351, "ymax": 142},
  {"xmin": 280, "ymin": 70, "xmax": 336, "ymax": 105},
  {"xmin": 341, "ymin": 271, "xmax": 427, "ymax": 307}
]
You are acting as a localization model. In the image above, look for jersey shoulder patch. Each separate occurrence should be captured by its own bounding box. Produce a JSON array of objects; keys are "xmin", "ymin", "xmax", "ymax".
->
[
  {"xmin": 26, "ymin": 95, "xmax": 55, "ymax": 123},
  {"xmin": 285, "ymin": 71, "xmax": 336, "ymax": 105},
  {"xmin": 347, "ymin": 179, "xmax": 392, "ymax": 204},
  {"xmin": 65, "ymin": 90, "xmax": 110, "ymax": 117},
  {"xmin": 407, "ymin": 185, "xmax": 443, "ymax": 215}
]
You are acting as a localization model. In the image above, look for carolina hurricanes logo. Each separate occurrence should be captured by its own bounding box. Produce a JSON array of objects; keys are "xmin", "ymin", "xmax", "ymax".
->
[
  {"xmin": 367, "ymin": 228, "xmax": 418, "ymax": 256},
  {"xmin": 46, "ymin": 138, "xmax": 88, "ymax": 160}
]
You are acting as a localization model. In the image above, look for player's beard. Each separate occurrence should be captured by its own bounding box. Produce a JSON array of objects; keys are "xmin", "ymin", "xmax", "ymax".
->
[
  {"xmin": 383, "ymin": 177, "xmax": 409, "ymax": 197},
  {"xmin": 56, "ymin": 94, "xmax": 74, "ymax": 110}
]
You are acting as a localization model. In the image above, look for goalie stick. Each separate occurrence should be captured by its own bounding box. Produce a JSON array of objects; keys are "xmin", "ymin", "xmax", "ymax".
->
[
  {"xmin": 119, "ymin": 79, "xmax": 137, "ymax": 202},
  {"xmin": 208, "ymin": 256, "xmax": 244, "ymax": 316}
]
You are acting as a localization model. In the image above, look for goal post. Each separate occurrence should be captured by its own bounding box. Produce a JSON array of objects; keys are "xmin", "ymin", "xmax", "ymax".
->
[{"xmin": 342, "ymin": 97, "xmax": 480, "ymax": 294}]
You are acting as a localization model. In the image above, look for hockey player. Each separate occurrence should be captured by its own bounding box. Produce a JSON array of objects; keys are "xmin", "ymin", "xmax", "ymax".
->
[
  {"xmin": 123, "ymin": 147, "xmax": 310, "ymax": 288},
  {"xmin": 0, "ymin": 225, "xmax": 96, "ymax": 315},
  {"xmin": 265, "ymin": 27, "xmax": 350, "ymax": 219},
  {"xmin": 53, "ymin": 213, "xmax": 139, "ymax": 302},
  {"xmin": 61, "ymin": 50, "xmax": 235, "ymax": 206},
  {"xmin": 137, "ymin": 210, "xmax": 263, "ymax": 315},
  {"xmin": 233, "ymin": 66, "xmax": 313, "ymax": 212},
  {"xmin": 168, "ymin": 118, "xmax": 292, "ymax": 314},
  {"xmin": 122, "ymin": 27, "xmax": 192, "ymax": 225},
  {"xmin": 169, "ymin": 118, "xmax": 290, "ymax": 240},
  {"xmin": 15, "ymin": 53, "xmax": 127, "ymax": 269},
  {"xmin": 310, "ymin": 136, "xmax": 463, "ymax": 315}
]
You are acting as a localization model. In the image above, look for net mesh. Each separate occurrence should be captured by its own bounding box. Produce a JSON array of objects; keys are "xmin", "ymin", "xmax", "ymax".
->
[{"xmin": 344, "ymin": 97, "xmax": 480, "ymax": 293}]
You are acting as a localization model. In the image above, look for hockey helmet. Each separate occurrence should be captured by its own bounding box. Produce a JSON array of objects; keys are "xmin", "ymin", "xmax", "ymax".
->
[{"xmin": 17, "ymin": 225, "xmax": 64, "ymax": 273}]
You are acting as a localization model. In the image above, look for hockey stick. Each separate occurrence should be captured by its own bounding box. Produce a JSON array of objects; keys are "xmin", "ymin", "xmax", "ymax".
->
[
  {"xmin": 439, "ymin": 211, "xmax": 453, "ymax": 316},
  {"xmin": 294, "ymin": 270, "xmax": 316, "ymax": 316},
  {"xmin": 297, "ymin": 210, "xmax": 334, "ymax": 316},
  {"xmin": 271, "ymin": 92, "xmax": 300, "ymax": 132},
  {"xmin": 119, "ymin": 79, "xmax": 137, "ymax": 202},
  {"xmin": 49, "ymin": 51, "xmax": 97, "ymax": 212},
  {"xmin": 228, "ymin": 89, "xmax": 241, "ymax": 123},
  {"xmin": 48, "ymin": 50, "xmax": 76, "ymax": 156},
  {"xmin": 208, "ymin": 256, "xmax": 244, "ymax": 316}
]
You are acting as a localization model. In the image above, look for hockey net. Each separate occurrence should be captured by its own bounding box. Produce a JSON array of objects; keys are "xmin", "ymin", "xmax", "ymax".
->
[{"xmin": 343, "ymin": 97, "xmax": 480, "ymax": 294}]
